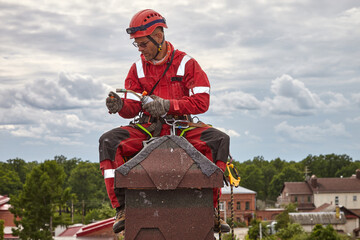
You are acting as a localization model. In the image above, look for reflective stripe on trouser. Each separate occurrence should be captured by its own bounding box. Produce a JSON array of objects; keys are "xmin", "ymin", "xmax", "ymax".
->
[{"xmin": 99, "ymin": 124, "xmax": 230, "ymax": 208}]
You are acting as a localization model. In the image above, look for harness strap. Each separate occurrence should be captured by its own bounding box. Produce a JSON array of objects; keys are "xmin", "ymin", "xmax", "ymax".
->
[
  {"xmin": 135, "ymin": 123, "xmax": 153, "ymax": 138},
  {"xmin": 179, "ymin": 127, "xmax": 196, "ymax": 137}
]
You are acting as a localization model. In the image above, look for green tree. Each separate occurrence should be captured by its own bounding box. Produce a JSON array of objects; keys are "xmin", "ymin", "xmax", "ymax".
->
[
  {"xmin": 309, "ymin": 224, "xmax": 340, "ymax": 240},
  {"xmin": 269, "ymin": 165, "xmax": 303, "ymax": 199},
  {"xmin": 275, "ymin": 203, "xmax": 297, "ymax": 231},
  {"xmin": 240, "ymin": 164, "xmax": 265, "ymax": 199},
  {"xmin": 6, "ymin": 158, "xmax": 28, "ymax": 183},
  {"xmin": 301, "ymin": 154, "xmax": 352, "ymax": 178},
  {"xmin": 10, "ymin": 160, "xmax": 69, "ymax": 240},
  {"xmin": 0, "ymin": 219, "xmax": 4, "ymax": 240},
  {"xmin": 247, "ymin": 219, "xmax": 268, "ymax": 240},
  {"xmin": 276, "ymin": 223, "xmax": 305, "ymax": 240},
  {"xmin": 68, "ymin": 162, "xmax": 107, "ymax": 219},
  {"xmin": 335, "ymin": 161, "xmax": 360, "ymax": 177},
  {"xmin": 84, "ymin": 203, "xmax": 116, "ymax": 224},
  {"xmin": 0, "ymin": 168, "xmax": 22, "ymax": 196}
]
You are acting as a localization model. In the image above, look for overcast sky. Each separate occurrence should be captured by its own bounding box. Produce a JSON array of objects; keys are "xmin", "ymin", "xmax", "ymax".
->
[{"xmin": 1, "ymin": 0, "xmax": 359, "ymax": 163}]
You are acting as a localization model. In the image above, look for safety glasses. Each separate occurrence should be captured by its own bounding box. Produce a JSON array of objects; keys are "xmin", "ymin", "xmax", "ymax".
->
[{"xmin": 132, "ymin": 40, "xmax": 150, "ymax": 48}]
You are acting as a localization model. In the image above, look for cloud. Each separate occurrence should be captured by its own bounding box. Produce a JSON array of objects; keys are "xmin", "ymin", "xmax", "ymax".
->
[
  {"xmin": 214, "ymin": 127, "xmax": 240, "ymax": 138},
  {"xmin": 274, "ymin": 120, "xmax": 350, "ymax": 143},
  {"xmin": 210, "ymin": 74, "xmax": 350, "ymax": 117},
  {"xmin": 0, "ymin": 72, "xmax": 114, "ymax": 145},
  {"xmin": 0, "ymin": 72, "xmax": 107, "ymax": 111}
]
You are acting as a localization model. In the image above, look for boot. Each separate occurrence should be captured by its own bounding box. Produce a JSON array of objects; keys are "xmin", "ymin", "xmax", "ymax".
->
[
  {"xmin": 113, "ymin": 207, "xmax": 125, "ymax": 233},
  {"xmin": 214, "ymin": 210, "xmax": 230, "ymax": 233}
]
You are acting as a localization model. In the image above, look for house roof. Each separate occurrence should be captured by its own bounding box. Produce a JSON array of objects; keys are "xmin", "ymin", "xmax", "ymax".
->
[
  {"xmin": 289, "ymin": 212, "xmax": 346, "ymax": 225},
  {"xmin": 309, "ymin": 177, "xmax": 360, "ymax": 193},
  {"xmin": 57, "ymin": 218, "xmax": 115, "ymax": 238},
  {"xmin": 221, "ymin": 185, "xmax": 256, "ymax": 194},
  {"xmin": 283, "ymin": 182, "xmax": 312, "ymax": 195},
  {"xmin": 281, "ymin": 173, "xmax": 360, "ymax": 195},
  {"xmin": 0, "ymin": 195, "xmax": 10, "ymax": 206}
]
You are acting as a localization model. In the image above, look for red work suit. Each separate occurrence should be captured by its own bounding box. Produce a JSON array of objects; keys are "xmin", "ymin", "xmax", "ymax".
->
[{"xmin": 99, "ymin": 42, "xmax": 229, "ymax": 209}]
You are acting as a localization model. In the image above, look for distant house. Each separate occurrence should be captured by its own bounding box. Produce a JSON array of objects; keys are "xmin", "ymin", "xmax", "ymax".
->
[
  {"xmin": 277, "ymin": 169, "xmax": 360, "ymax": 212},
  {"xmin": 55, "ymin": 218, "xmax": 119, "ymax": 240},
  {"xmin": 219, "ymin": 185, "xmax": 256, "ymax": 226},
  {"xmin": 0, "ymin": 195, "xmax": 19, "ymax": 240},
  {"xmin": 289, "ymin": 206, "xmax": 360, "ymax": 237}
]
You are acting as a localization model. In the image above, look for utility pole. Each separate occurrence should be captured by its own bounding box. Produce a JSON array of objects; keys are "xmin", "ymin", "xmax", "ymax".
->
[
  {"xmin": 71, "ymin": 200, "xmax": 74, "ymax": 223},
  {"xmin": 259, "ymin": 223, "xmax": 262, "ymax": 239},
  {"xmin": 82, "ymin": 200, "xmax": 85, "ymax": 224}
]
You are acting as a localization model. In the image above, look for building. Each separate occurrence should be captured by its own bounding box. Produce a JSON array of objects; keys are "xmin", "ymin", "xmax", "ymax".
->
[
  {"xmin": 0, "ymin": 195, "xmax": 19, "ymax": 240},
  {"xmin": 277, "ymin": 169, "xmax": 360, "ymax": 212},
  {"xmin": 55, "ymin": 218, "xmax": 119, "ymax": 240},
  {"xmin": 219, "ymin": 185, "xmax": 256, "ymax": 226}
]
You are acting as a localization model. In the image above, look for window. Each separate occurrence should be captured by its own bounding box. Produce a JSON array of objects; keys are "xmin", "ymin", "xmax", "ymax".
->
[
  {"xmin": 294, "ymin": 196, "xmax": 298, "ymax": 202},
  {"xmin": 335, "ymin": 196, "xmax": 339, "ymax": 205},
  {"xmin": 245, "ymin": 201, "xmax": 250, "ymax": 210},
  {"xmin": 354, "ymin": 196, "xmax": 357, "ymax": 201},
  {"xmin": 308, "ymin": 196, "xmax": 311, "ymax": 202},
  {"xmin": 237, "ymin": 202, "xmax": 241, "ymax": 210},
  {"xmin": 236, "ymin": 217, "xmax": 241, "ymax": 222},
  {"xmin": 219, "ymin": 202, "xmax": 224, "ymax": 211},
  {"xmin": 228, "ymin": 201, "xmax": 232, "ymax": 210}
]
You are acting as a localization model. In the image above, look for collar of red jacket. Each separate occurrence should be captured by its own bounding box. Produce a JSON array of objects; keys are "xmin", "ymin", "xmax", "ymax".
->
[{"xmin": 143, "ymin": 41, "xmax": 173, "ymax": 65}]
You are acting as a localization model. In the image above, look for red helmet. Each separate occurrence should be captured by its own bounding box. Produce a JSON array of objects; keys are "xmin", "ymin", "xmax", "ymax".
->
[{"xmin": 126, "ymin": 9, "xmax": 167, "ymax": 39}]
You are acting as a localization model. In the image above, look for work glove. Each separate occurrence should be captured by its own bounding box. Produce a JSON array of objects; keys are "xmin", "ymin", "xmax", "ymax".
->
[
  {"xmin": 142, "ymin": 95, "xmax": 170, "ymax": 117},
  {"xmin": 106, "ymin": 91, "xmax": 123, "ymax": 114}
]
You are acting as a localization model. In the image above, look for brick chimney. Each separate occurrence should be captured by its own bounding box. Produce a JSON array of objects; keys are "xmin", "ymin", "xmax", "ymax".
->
[
  {"xmin": 310, "ymin": 175, "xmax": 317, "ymax": 188},
  {"xmin": 356, "ymin": 169, "xmax": 360, "ymax": 180}
]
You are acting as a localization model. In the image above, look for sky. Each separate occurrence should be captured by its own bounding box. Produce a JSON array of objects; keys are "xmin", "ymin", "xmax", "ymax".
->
[{"xmin": 1, "ymin": 0, "xmax": 359, "ymax": 163}]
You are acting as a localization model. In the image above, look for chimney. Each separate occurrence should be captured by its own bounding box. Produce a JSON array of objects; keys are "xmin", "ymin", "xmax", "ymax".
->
[
  {"xmin": 310, "ymin": 175, "xmax": 317, "ymax": 188},
  {"xmin": 356, "ymin": 169, "xmax": 360, "ymax": 180}
]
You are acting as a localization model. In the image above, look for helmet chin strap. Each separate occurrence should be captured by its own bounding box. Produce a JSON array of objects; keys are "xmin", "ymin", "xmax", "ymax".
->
[{"xmin": 147, "ymin": 35, "xmax": 165, "ymax": 60}]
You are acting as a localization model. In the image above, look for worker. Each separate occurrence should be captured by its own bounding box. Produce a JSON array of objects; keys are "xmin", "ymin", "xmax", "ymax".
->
[{"xmin": 99, "ymin": 9, "xmax": 230, "ymax": 234}]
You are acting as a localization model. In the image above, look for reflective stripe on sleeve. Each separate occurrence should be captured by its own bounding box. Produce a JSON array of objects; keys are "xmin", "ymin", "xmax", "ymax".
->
[
  {"xmin": 176, "ymin": 55, "xmax": 192, "ymax": 76},
  {"xmin": 190, "ymin": 86, "xmax": 211, "ymax": 95},
  {"xmin": 136, "ymin": 59, "xmax": 145, "ymax": 78},
  {"xmin": 104, "ymin": 169, "xmax": 115, "ymax": 179}
]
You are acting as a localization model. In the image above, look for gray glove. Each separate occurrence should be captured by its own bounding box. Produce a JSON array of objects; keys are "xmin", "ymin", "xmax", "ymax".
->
[
  {"xmin": 106, "ymin": 91, "xmax": 123, "ymax": 114},
  {"xmin": 142, "ymin": 95, "xmax": 170, "ymax": 117}
]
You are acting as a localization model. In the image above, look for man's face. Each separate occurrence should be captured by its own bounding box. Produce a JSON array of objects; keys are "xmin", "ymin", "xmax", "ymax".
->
[{"xmin": 133, "ymin": 36, "xmax": 157, "ymax": 61}]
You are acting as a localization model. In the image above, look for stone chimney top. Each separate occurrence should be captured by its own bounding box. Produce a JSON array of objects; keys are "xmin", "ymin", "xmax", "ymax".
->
[{"xmin": 310, "ymin": 175, "xmax": 317, "ymax": 188}]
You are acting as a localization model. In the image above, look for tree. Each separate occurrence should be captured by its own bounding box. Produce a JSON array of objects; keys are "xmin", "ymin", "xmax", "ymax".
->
[
  {"xmin": 68, "ymin": 162, "xmax": 107, "ymax": 220},
  {"xmin": 6, "ymin": 158, "xmax": 28, "ymax": 183},
  {"xmin": 269, "ymin": 165, "xmax": 303, "ymax": 200},
  {"xmin": 240, "ymin": 164, "xmax": 265, "ymax": 199},
  {"xmin": 309, "ymin": 224, "xmax": 341, "ymax": 240},
  {"xmin": 301, "ymin": 154, "xmax": 352, "ymax": 178},
  {"xmin": 0, "ymin": 168, "xmax": 22, "ymax": 196},
  {"xmin": 247, "ymin": 218, "xmax": 268, "ymax": 240},
  {"xmin": 275, "ymin": 203, "xmax": 297, "ymax": 231},
  {"xmin": 276, "ymin": 223, "xmax": 305, "ymax": 240},
  {"xmin": 10, "ymin": 160, "xmax": 69, "ymax": 240},
  {"xmin": 335, "ymin": 161, "xmax": 360, "ymax": 177}
]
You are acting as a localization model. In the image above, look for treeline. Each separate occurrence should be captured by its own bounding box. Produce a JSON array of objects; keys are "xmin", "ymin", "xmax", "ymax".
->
[
  {"xmin": 1, "ymin": 153, "xmax": 359, "ymax": 238},
  {"xmin": 232, "ymin": 154, "xmax": 360, "ymax": 203},
  {"xmin": 0, "ymin": 155, "xmax": 111, "ymax": 239}
]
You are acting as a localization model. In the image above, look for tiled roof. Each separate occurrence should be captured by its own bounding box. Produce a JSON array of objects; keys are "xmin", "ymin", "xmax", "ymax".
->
[
  {"xmin": 0, "ymin": 195, "xmax": 10, "ymax": 206},
  {"xmin": 309, "ymin": 177, "xmax": 360, "ymax": 193},
  {"xmin": 283, "ymin": 182, "xmax": 312, "ymax": 194},
  {"xmin": 58, "ymin": 225, "xmax": 82, "ymax": 237}
]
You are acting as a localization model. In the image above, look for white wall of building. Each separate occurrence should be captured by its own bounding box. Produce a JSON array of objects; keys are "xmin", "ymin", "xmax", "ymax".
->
[{"xmin": 314, "ymin": 193, "xmax": 360, "ymax": 209}]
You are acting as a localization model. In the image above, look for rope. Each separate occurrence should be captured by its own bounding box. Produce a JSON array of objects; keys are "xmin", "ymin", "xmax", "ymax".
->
[
  {"xmin": 218, "ymin": 188, "xmax": 221, "ymax": 240},
  {"xmin": 231, "ymin": 184, "xmax": 234, "ymax": 240}
]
